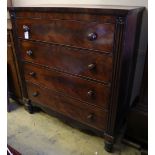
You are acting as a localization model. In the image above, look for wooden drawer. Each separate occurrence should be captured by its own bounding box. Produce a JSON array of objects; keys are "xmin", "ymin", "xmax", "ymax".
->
[
  {"xmin": 15, "ymin": 11, "xmax": 116, "ymax": 23},
  {"xmin": 24, "ymin": 63, "xmax": 110, "ymax": 109},
  {"xmin": 26, "ymin": 82, "xmax": 108, "ymax": 130},
  {"xmin": 16, "ymin": 18, "xmax": 115, "ymax": 53},
  {"xmin": 20, "ymin": 40, "xmax": 112, "ymax": 83}
]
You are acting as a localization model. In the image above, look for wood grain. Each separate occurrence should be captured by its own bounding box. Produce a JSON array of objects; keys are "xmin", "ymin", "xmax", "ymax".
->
[
  {"xmin": 20, "ymin": 40, "xmax": 113, "ymax": 84},
  {"xmin": 24, "ymin": 63, "xmax": 111, "ymax": 109},
  {"xmin": 27, "ymin": 82, "xmax": 108, "ymax": 131},
  {"xmin": 16, "ymin": 18, "xmax": 115, "ymax": 52}
]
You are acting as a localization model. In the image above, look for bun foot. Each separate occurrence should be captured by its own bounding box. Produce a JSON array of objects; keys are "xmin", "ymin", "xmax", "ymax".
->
[
  {"xmin": 25, "ymin": 103, "xmax": 34, "ymax": 114},
  {"xmin": 104, "ymin": 141, "xmax": 113, "ymax": 153}
]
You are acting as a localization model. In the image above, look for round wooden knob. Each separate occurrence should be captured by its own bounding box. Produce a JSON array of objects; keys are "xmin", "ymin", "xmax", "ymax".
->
[
  {"xmin": 87, "ymin": 32, "xmax": 97, "ymax": 41},
  {"xmin": 23, "ymin": 25, "xmax": 29, "ymax": 31},
  {"xmin": 87, "ymin": 90, "xmax": 94, "ymax": 97},
  {"xmin": 32, "ymin": 92, "xmax": 39, "ymax": 97},
  {"xmin": 26, "ymin": 50, "xmax": 33, "ymax": 56},
  {"xmin": 88, "ymin": 63, "xmax": 96, "ymax": 70},
  {"xmin": 29, "ymin": 72, "xmax": 36, "ymax": 77},
  {"xmin": 87, "ymin": 113, "xmax": 94, "ymax": 121}
]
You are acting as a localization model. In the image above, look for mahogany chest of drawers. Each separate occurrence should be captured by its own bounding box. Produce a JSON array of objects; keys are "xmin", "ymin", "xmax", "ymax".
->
[{"xmin": 9, "ymin": 5, "xmax": 144, "ymax": 152}]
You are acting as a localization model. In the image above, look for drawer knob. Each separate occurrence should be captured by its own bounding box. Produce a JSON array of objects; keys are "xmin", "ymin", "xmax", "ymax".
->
[
  {"xmin": 87, "ymin": 32, "xmax": 97, "ymax": 41},
  {"xmin": 32, "ymin": 92, "xmax": 39, "ymax": 97},
  {"xmin": 23, "ymin": 25, "xmax": 29, "ymax": 31},
  {"xmin": 26, "ymin": 50, "xmax": 33, "ymax": 56},
  {"xmin": 87, "ymin": 90, "xmax": 95, "ymax": 97},
  {"xmin": 87, "ymin": 113, "xmax": 94, "ymax": 122},
  {"xmin": 29, "ymin": 72, "xmax": 36, "ymax": 77},
  {"xmin": 88, "ymin": 63, "xmax": 96, "ymax": 70}
]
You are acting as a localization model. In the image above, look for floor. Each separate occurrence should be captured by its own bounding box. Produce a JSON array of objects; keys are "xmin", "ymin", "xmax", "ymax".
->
[{"xmin": 7, "ymin": 102, "xmax": 141, "ymax": 155}]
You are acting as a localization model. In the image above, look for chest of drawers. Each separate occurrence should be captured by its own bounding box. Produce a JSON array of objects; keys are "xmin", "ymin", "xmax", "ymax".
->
[{"xmin": 9, "ymin": 5, "xmax": 144, "ymax": 152}]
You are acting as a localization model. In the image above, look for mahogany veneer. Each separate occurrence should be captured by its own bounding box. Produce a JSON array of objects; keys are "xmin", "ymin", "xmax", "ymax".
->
[
  {"xmin": 27, "ymin": 82, "xmax": 108, "ymax": 131},
  {"xmin": 24, "ymin": 62, "xmax": 110, "ymax": 109},
  {"xmin": 20, "ymin": 40, "xmax": 113, "ymax": 83},
  {"xmin": 9, "ymin": 5, "xmax": 144, "ymax": 152}
]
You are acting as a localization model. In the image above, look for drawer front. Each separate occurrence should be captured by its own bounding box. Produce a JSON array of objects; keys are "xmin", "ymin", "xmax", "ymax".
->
[
  {"xmin": 20, "ymin": 40, "xmax": 112, "ymax": 83},
  {"xmin": 16, "ymin": 11, "xmax": 116, "ymax": 23},
  {"xmin": 24, "ymin": 63, "xmax": 110, "ymax": 109},
  {"xmin": 16, "ymin": 18, "xmax": 115, "ymax": 52},
  {"xmin": 26, "ymin": 82, "xmax": 107, "ymax": 130}
]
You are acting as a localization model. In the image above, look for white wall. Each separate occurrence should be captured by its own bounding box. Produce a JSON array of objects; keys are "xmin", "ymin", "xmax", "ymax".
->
[{"xmin": 12, "ymin": 0, "xmax": 147, "ymax": 7}]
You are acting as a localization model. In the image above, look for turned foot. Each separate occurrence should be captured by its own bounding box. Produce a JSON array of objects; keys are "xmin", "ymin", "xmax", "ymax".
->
[
  {"xmin": 104, "ymin": 133, "xmax": 114, "ymax": 153},
  {"xmin": 25, "ymin": 103, "xmax": 34, "ymax": 114},
  {"xmin": 23, "ymin": 98, "xmax": 34, "ymax": 114},
  {"xmin": 104, "ymin": 141, "xmax": 113, "ymax": 153}
]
